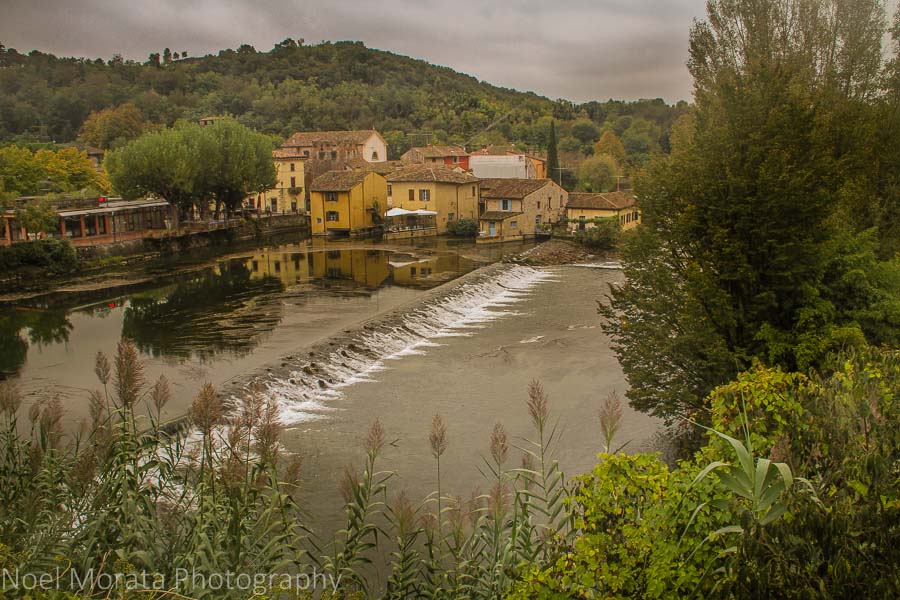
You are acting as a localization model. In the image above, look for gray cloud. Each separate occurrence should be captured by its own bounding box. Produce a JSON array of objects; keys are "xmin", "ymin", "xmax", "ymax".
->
[{"xmin": 0, "ymin": 0, "xmax": 710, "ymax": 102}]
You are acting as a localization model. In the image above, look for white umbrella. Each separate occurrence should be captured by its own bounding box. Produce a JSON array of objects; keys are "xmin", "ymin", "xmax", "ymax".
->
[{"xmin": 385, "ymin": 207, "xmax": 413, "ymax": 217}]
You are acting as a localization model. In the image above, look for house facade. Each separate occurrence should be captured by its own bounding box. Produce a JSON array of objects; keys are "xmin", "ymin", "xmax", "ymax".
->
[
  {"xmin": 282, "ymin": 130, "xmax": 387, "ymax": 163},
  {"xmin": 309, "ymin": 170, "xmax": 387, "ymax": 236},
  {"xmin": 250, "ymin": 148, "xmax": 306, "ymax": 214},
  {"xmin": 385, "ymin": 165, "xmax": 480, "ymax": 235},
  {"xmin": 477, "ymin": 178, "xmax": 568, "ymax": 243},
  {"xmin": 401, "ymin": 146, "xmax": 470, "ymax": 171},
  {"xmin": 565, "ymin": 191, "xmax": 641, "ymax": 232}
]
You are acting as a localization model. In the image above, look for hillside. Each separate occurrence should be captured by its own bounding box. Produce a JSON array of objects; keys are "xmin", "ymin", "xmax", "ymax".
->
[{"xmin": 0, "ymin": 39, "xmax": 687, "ymax": 166}]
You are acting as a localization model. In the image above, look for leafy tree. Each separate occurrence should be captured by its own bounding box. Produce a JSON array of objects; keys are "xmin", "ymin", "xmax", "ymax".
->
[
  {"xmin": 0, "ymin": 145, "xmax": 107, "ymax": 196},
  {"xmin": 199, "ymin": 118, "xmax": 276, "ymax": 218},
  {"xmin": 570, "ymin": 118, "xmax": 600, "ymax": 145},
  {"xmin": 601, "ymin": 0, "xmax": 900, "ymax": 422},
  {"xmin": 15, "ymin": 198, "xmax": 58, "ymax": 238},
  {"xmin": 594, "ymin": 130, "xmax": 627, "ymax": 166},
  {"xmin": 77, "ymin": 103, "xmax": 146, "ymax": 149},
  {"xmin": 576, "ymin": 154, "xmax": 619, "ymax": 192}
]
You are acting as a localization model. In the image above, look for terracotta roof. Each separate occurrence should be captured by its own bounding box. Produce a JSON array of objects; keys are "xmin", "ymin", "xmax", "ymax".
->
[
  {"xmin": 386, "ymin": 165, "xmax": 479, "ymax": 184},
  {"xmin": 480, "ymin": 211, "xmax": 523, "ymax": 221},
  {"xmin": 310, "ymin": 170, "xmax": 371, "ymax": 192},
  {"xmin": 479, "ymin": 178, "xmax": 554, "ymax": 199},
  {"xmin": 343, "ymin": 157, "xmax": 404, "ymax": 175},
  {"xmin": 407, "ymin": 145, "xmax": 469, "ymax": 158},
  {"xmin": 565, "ymin": 191, "xmax": 637, "ymax": 211},
  {"xmin": 283, "ymin": 130, "xmax": 379, "ymax": 147},
  {"xmin": 272, "ymin": 149, "xmax": 307, "ymax": 159}
]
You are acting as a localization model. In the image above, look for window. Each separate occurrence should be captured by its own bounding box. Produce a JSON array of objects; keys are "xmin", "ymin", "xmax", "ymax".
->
[
  {"xmin": 537, "ymin": 201, "xmax": 541, "ymax": 209},
  {"xmin": 303, "ymin": 150, "xmax": 310, "ymax": 157},
  {"xmin": 501, "ymin": 199, "xmax": 511, "ymax": 211},
  {"xmin": 422, "ymin": 268, "xmax": 432, "ymax": 276},
  {"xmin": 408, "ymin": 189, "xmax": 415, "ymax": 201},
  {"xmin": 327, "ymin": 250, "xmax": 342, "ymax": 259},
  {"xmin": 325, "ymin": 192, "xmax": 338, "ymax": 202},
  {"xmin": 448, "ymin": 213, "xmax": 455, "ymax": 221},
  {"xmin": 318, "ymin": 151, "xmax": 326, "ymax": 159},
  {"xmin": 387, "ymin": 184, "xmax": 392, "ymax": 196},
  {"xmin": 419, "ymin": 189, "xmax": 430, "ymax": 201},
  {"xmin": 410, "ymin": 267, "xmax": 417, "ymax": 277},
  {"xmin": 452, "ymin": 156, "xmax": 459, "ymax": 163},
  {"xmin": 290, "ymin": 163, "xmax": 295, "ymax": 172},
  {"xmin": 331, "ymin": 150, "xmax": 337, "ymax": 160},
  {"xmin": 290, "ymin": 177, "xmax": 296, "ymax": 188},
  {"xmin": 472, "ymin": 185, "xmax": 476, "ymax": 196},
  {"xmin": 274, "ymin": 261, "xmax": 281, "ymax": 273},
  {"xmin": 535, "ymin": 215, "xmax": 542, "ymax": 225},
  {"xmin": 316, "ymin": 217, "xmax": 322, "ymax": 224},
  {"xmin": 326, "ymin": 211, "xmax": 340, "ymax": 222},
  {"xmin": 372, "ymin": 151, "xmax": 378, "ymax": 160},
  {"xmin": 252, "ymin": 260, "xmax": 259, "ymax": 272},
  {"xmin": 510, "ymin": 220, "xmax": 518, "ymax": 229}
]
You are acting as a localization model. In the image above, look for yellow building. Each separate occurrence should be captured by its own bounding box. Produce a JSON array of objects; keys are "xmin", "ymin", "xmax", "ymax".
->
[
  {"xmin": 477, "ymin": 178, "xmax": 568, "ymax": 243},
  {"xmin": 565, "ymin": 192, "xmax": 641, "ymax": 232},
  {"xmin": 251, "ymin": 149, "xmax": 306, "ymax": 214},
  {"xmin": 384, "ymin": 165, "xmax": 480, "ymax": 235},
  {"xmin": 309, "ymin": 170, "xmax": 387, "ymax": 236}
]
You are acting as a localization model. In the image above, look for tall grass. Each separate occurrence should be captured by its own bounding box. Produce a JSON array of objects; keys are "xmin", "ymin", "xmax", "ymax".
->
[{"xmin": 0, "ymin": 345, "xmax": 620, "ymax": 599}]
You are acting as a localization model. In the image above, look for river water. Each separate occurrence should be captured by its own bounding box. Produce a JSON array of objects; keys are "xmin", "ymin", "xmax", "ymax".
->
[{"xmin": 0, "ymin": 237, "xmax": 661, "ymax": 537}]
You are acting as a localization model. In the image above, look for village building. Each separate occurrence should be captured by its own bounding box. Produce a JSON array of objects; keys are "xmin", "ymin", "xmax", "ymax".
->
[
  {"xmin": 308, "ymin": 170, "xmax": 387, "ymax": 237},
  {"xmin": 565, "ymin": 191, "xmax": 641, "ymax": 232},
  {"xmin": 249, "ymin": 148, "xmax": 307, "ymax": 214},
  {"xmin": 477, "ymin": 178, "xmax": 567, "ymax": 243},
  {"xmin": 279, "ymin": 130, "xmax": 388, "ymax": 200},
  {"xmin": 469, "ymin": 145, "xmax": 547, "ymax": 179},
  {"xmin": 282, "ymin": 130, "xmax": 387, "ymax": 163},
  {"xmin": 401, "ymin": 145, "xmax": 470, "ymax": 171},
  {"xmin": 384, "ymin": 165, "xmax": 480, "ymax": 238},
  {"xmin": 1, "ymin": 196, "xmax": 171, "ymax": 247}
]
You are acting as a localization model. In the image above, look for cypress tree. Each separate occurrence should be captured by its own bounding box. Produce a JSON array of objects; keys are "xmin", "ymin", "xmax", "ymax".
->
[{"xmin": 546, "ymin": 120, "xmax": 559, "ymax": 184}]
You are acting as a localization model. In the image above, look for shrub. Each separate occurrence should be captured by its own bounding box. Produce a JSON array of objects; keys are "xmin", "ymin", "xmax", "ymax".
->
[
  {"xmin": 446, "ymin": 218, "xmax": 478, "ymax": 237},
  {"xmin": 0, "ymin": 238, "xmax": 79, "ymax": 276},
  {"xmin": 573, "ymin": 218, "xmax": 620, "ymax": 250}
]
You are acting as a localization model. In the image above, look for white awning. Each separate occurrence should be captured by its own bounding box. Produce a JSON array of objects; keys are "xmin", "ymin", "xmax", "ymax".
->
[
  {"xmin": 385, "ymin": 207, "xmax": 413, "ymax": 217},
  {"xmin": 413, "ymin": 209, "xmax": 437, "ymax": 216}
]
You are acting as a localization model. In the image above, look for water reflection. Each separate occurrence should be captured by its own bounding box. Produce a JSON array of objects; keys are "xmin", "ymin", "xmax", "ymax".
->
[
  {"xmin": 0, "ymin": 308, "xmax": 73, "ymax": 378},
  {"xmin": 0, "ymin": 244, "xmax": 488, "ymax": 379},
  {"xmin": 122, "ymin": 261, "xmax": 284, "ymax": 361}
]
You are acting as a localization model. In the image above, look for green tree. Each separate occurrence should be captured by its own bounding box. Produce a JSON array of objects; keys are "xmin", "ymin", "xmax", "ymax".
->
[
  {"xmin": 601, "ymin": 0, "xmax": 900, "ymax": 422},
  {"xmin": 576, "ymin": 154, "xmax": 619, "ymax": 192},
  {"xmin": 105, "ymin": 125, "xmax": 203, "ymax": 229},
  {"xmin": 77, "ymin": 103, "xmax": 146, "ymax": 150},
  {"xmin": 546, "ymin": 120, "xmax": 559, "ymax": 183},
  {"xmin": 199, "ymin": 118, "xmax": 276, "ymax": 218},
  {"xmin": 594, "ymin": 130, "xmax": 627, "ymax": 166},
  {"xmin": 15, "ymin": 198, "xmax": 58, "ymax": 238}
]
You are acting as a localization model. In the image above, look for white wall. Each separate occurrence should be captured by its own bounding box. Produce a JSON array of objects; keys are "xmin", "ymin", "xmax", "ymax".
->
[
  {"xmin": 470, "ymin": 155, "xmax": 535, "ymax": 179},
  {"xmin": 363, "ymin": 134, "xmax": 387, "ymax": 163}
]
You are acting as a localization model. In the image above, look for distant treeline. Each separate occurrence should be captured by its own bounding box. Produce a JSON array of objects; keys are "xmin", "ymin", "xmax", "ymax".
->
[{"xmin": 0, "ymin": 40, "xmax": 687, "ymax": 169}]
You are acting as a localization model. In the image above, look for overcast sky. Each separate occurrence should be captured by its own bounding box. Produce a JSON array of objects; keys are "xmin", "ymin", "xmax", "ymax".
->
[{"xmin": 1, "ymin": 0, "xmax": 712, "ymax": 103}]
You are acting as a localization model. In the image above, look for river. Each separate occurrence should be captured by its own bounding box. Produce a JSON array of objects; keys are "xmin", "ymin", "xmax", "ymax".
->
[{"xmin": 0, "ymin": 236, "xmax": 661, "ymax": 538}]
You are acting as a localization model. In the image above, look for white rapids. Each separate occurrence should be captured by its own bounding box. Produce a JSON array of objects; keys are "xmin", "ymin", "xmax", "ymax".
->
[{"xmin": 262, "ymin": 264, "xmax": 554, "ymax": 424}]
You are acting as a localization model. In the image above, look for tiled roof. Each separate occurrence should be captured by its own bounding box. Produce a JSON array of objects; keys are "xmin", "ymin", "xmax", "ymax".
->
[
  {"xmin": 283, "ymin": 130, "xmax": 379, "ymax": 147},
  {"xmin": 479, "ymin": 211, "xmax": 523, "ymax": 221},
  {"xmin": 565, "ymin": 191, "xmax": 637, "ymax": 211},
  {"xmin": 310, "ymin": 170, "xmax": 371, "ymax": 192},
  {"xmin": 343, "ymin": 157, "xmax": 404, "ymax": 175},
  {"xmin": 272, "ymin": 149, "xmax": 307, "ymax": 159},
  {"xmin": 386, "ymin": 165, "xmax": 479, "ymax": 184},
  {"xmin": 479, "ymin": 178, "xmax": 553, "ymax": 199},
  {"xmin": 408, "ymin": 145, "xmax": 469, "ymax": 158},
  {"xmin": 471, "ymin": 145, "xmax": 516, "ymax": 156}
]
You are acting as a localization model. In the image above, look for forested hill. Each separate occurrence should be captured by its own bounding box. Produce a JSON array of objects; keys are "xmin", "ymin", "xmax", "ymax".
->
[{"xmin": 0, "ymin": 39, "xmax": 686, "ymax": 160}]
